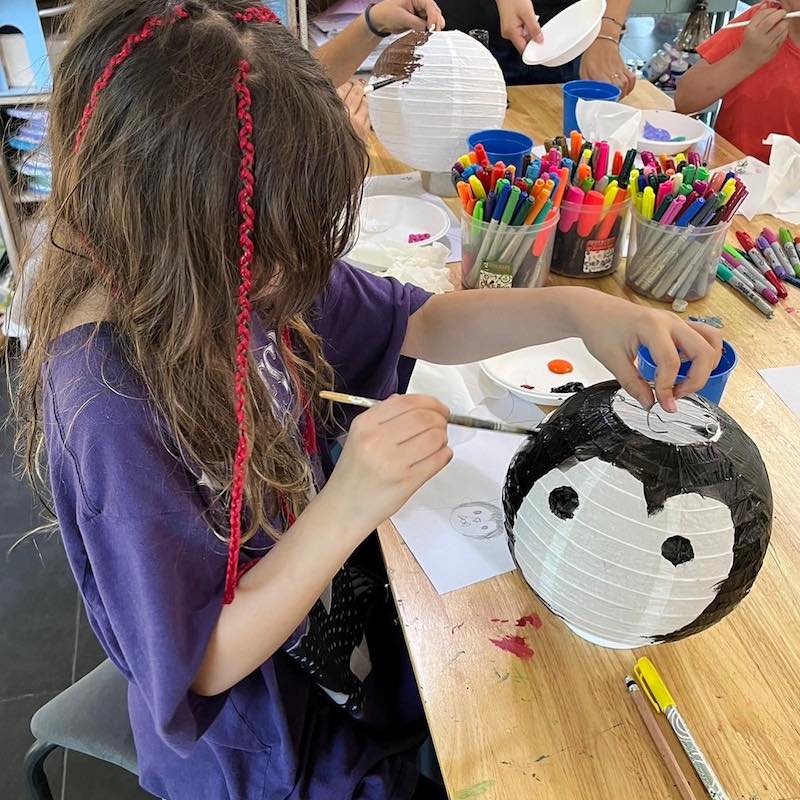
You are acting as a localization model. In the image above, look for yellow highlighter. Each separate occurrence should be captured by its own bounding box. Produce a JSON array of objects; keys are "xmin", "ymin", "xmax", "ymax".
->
[
  {"xmin": 602, "ymin": 179, "xmax": 619, "ymax": 212},
  {"xmin": 634, "ymin": 658, "xmax": 730, "ymax": 800},
  {"xmin": 641, "ymin": 186, "xmax": 656, "ymax": 221},
  {"xmin": 468, "ymin": 174, "xmax": 487, "ymax": 201}
]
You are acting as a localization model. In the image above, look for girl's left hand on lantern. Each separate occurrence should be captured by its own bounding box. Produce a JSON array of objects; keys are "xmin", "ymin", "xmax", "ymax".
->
[{"xmin": 368, "ymin": 0, "xmax": 446, "ymax": 34}]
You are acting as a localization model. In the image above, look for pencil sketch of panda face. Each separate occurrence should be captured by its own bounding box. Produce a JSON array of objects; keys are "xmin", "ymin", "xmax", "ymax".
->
[
  {"xmin": 512, "ymin": 457, "xmax": 737, "ymax": 648},
  {"xmin": 450, "ymin": 502, "xmax": 504, "ymax": 539}
]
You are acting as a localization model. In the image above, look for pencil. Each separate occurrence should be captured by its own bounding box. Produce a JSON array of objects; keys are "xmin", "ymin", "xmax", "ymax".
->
[
  {"xmin": 320, "ymin": 391, "xmax": 538, "ymax": 436},
  {"xmin": 626, "ymin": 677, "xmax": 698, "ymax": 800}
]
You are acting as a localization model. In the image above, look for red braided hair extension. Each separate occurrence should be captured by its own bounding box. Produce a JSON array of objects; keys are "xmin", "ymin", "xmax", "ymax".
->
[
  {"xmin": 232, "ymin": 7, "xmax": 280, "ymax": 24},
  {"xmin": 225, "ymin": 59, "xmax": 257, "ymax": 604},
  {"xmin": 74, "ymin": 4, "xmax": 190, "ymax": 152}
]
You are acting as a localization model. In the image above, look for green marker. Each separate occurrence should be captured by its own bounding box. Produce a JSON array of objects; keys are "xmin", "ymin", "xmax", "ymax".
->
[
  {"xmin": 778, "ymin": 227, "xmax": 800, "ymax": 275},
  {"xmin": 500, "ymin": 185, "xmax": 521, "ymax": 226},
  {"xmin": 471, "ymin": 199, "xmax": 484, "ymax": 239}
]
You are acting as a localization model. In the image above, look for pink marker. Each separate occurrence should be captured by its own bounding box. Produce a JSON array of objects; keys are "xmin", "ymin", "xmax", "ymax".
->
[
  {"xmin": 559, "ymin": 187, "xmax": 585, "ymax": 233},
  {"xmin": 762, "ymin": 227, "xmax": 794, "ymax": 275},
  {"xmin": 737, "ymin": 231, "xmax": 786, "ymax": 297},
  {"xmin": 660, "ymin": 195, "xmax": 686, "ymax": 225}
]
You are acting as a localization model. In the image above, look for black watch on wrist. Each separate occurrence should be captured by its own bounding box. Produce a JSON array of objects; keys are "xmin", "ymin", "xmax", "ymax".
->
[{"xmin": 364, "ymin": 3, "xmax": 390, "ymax": 37}]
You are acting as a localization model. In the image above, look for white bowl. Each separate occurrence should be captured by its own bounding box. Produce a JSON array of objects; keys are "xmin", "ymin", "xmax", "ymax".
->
[
  {"xmin": 357, "ymin": 195, "xmax": 450, "ymax": 247},
  {"xmin": 638, "ymin": 110, "xmax": 709, "ymax": 156},
  {"xmin": 522, "ymin": 0, "xmax": 606, "ymax": 67}
]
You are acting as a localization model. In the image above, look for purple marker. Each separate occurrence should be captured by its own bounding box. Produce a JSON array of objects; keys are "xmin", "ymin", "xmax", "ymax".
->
[
  {"xmin": 756, "ymin": 235, "xmax": 786, "ymax": 277},
  {"xmin": 762, "ymin": 228, "xmax": 794, "ymax": 276},
  {"xmin": 721, "ymin": 251, "xmax": 778, "ymax": 303}
]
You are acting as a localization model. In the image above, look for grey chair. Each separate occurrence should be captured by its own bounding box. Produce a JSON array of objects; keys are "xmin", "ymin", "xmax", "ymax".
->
[{"xmin": 24, "ymin": 659, "xmax": 137, "ymax": 800}]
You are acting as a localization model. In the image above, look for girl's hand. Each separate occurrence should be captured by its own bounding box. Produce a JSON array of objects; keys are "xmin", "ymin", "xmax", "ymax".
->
[
  {"xmin": 496, "ymin": 0, "xmax": 544, "ymax": 52},
  {"xmin": 323, "ymin": 395, "xmax": 452, "ymax": 535},
  {"xmin": 368, "ymin": 0, "xmax": 445, "ymax": 34},
  {"xmin": 575, "ymin": 296, "xmax": 723, "ymax": 412},
  {"xmin": 580, "ymin": 39, "xmax": 637, "ymax": 97},
  {"xmin": 337, "ymin": 81, "xmax": 371, "ymax": 141},
  {"xmin": 741, "ymin": 6, "xmax": 788, "ymax": 67}
]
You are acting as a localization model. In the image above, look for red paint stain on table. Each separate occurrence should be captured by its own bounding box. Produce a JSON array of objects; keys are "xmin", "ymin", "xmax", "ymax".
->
[
  {"xmin": 787, "ymin": 306, "xmax": 797, "ymax": 315},
  {"xmin": 547, "ymin": 359, "xmax": 573, "ymax": 374},
  {"xmin": 490, "ymin": 634, "xmax": 534, "ymax": 660},
  {"xmin": 515, "ymin": 613, "xmax": 543, "ymax": 630}
]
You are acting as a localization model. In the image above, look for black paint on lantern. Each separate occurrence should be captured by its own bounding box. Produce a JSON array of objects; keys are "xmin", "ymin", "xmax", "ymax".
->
[
  {"xmin": 661, "ymin": 535, "xmax": 695, "ymax": 566},
  {"xmin": 503, "ymin": 381, "xmax": 772, "ymax": 644},
  {"xmin": 548, "ymin": 486, "xmax": 580, "ymax": 519}
]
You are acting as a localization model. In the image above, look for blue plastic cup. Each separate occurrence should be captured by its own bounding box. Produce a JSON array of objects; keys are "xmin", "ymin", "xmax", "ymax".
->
[
  {"xmin": 562, "ymin": 80, "xmax": 622, "ymax": 136},
  {"xmin": 467, "ymin": 129, "xmax": 533, "ymax": 173},
  {"xmin": 636, "ymin": 340, "xmax": 738, "ymax": 405}
]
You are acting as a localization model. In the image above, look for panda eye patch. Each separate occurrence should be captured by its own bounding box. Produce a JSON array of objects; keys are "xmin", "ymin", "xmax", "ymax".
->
[
  {"xmin": 661, "ymin": 535, "xmax": 695, "ymax": 566},
  {"xmin": 548, "ymin": 486, "xmax": 579, "ymax": 520}
]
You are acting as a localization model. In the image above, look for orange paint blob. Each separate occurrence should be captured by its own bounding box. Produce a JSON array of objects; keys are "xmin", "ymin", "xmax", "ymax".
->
[{"xmin": 547, "ymin": 359, "xmax": 573, "ymax": 375}]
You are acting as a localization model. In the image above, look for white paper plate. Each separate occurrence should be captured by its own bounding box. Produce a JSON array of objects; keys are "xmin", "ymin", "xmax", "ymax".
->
[
  {"xmin": 522, "ymin": 0, "xmax": 606, "ymax": 67},
  {"xmin": 638, "ymin": 110, "xmax": 708, "ymax": 156},
  {"xmin": 480, "ymin": 338, "xmax": 614, "ymax": 406},
  {"xmin": 357, "ymin": 195, "xmax": 450, "ymax": 248}
]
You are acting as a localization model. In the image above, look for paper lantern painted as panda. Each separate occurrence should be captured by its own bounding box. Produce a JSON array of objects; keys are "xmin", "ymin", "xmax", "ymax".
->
[
  {"xmin": 503, "ymin": 381, "xmax": 772, "ymax": 649},
  {"xmin": 368, "ymin": 30, "xmax": 507, "ymax": 174}
]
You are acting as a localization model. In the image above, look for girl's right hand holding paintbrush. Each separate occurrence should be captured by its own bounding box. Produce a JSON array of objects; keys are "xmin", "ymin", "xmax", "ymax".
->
[
  {"xmin": 323, "ymin": 394, "xmax": 453, "ymax": 534},
  {"xmin": 741, "ymin": 5, "xmax": 788, "ymax": 65}
]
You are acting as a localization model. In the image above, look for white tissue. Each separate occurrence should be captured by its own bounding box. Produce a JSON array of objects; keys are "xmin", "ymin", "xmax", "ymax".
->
[
  {"xmin": 760, "ymin": 134, "xmax": 800, "ymax": 225},
  {"xmin": 716, "ymin": 134, "xmax": 800, "ymax": 224},
  {"xmin": 575, "ymin": 100, "xmax": 643, "ymax": 153},
  {"xmin": 345, "ymin": 240, "xmax": 454, "ymax": 293}
]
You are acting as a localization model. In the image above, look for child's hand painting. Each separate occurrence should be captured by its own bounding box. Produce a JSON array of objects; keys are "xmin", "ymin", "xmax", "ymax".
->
[
  {"xmin": 324, "ymin": 395, "xmax": 452, "ymax": 534},
  {"xmin": 575, "ymin": 297, "xmax": 723, "ymax": 413},
  {"xmin": 337, "ymin": 81, "xmax": 370, "ymax": 141},
  {"xmin": 742, "ymin": 5, "xmax": 789, "ymax": 66}
]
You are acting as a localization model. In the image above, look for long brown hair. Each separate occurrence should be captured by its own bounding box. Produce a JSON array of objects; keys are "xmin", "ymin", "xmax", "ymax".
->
[{"xmin": 15, "ymin": 1, "xmax": 367, "ymax": 584}]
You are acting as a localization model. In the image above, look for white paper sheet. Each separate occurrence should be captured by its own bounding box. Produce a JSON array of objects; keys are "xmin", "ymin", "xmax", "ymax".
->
[
  {"xmin": 363, "ymin": 172, "xmax": 462, "ymax": 263},
  {"xmin": 390, "ymin": 362, "xmax": 545, "ymax": 594},
  {"xmin": 758, "ymin": 366, "xmax": 800, "ymax": 419}
]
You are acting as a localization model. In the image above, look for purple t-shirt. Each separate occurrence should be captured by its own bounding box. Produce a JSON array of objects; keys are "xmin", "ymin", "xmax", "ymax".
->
[{"xmin": 43, "ymin": 264, "xmax": 431, "ymax": 800}]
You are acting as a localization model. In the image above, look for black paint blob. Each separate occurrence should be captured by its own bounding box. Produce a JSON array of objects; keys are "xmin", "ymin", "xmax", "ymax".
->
[
  {"xmin": 661, "ymin": 535, "xmax": 695, "ymax": 566},
  {"xmin": 548, "ymin": 486, "xmax": 580, "ymax": 519},
  {"xmin": 551, "ymin": 382, "xmax": 585, "ymax": 394}
]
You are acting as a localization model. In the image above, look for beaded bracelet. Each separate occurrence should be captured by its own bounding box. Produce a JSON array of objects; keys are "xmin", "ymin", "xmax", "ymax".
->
[
  {"xmin": 602, "ymin": 15, "xmax": 625, "ymax": 28},
  {"xmin": 364, "ymin": 3, "xmax": 390, "ymax": 37}
]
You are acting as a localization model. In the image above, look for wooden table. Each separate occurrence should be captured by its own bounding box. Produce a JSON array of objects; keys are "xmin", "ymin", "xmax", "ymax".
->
[{"xmin": 370, "ymin": 82, "xmax": 800, "ymax": 800}]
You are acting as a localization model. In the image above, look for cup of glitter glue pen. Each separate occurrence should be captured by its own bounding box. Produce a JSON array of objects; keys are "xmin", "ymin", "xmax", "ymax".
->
[{"xmin": 453, "ymin": 148, "xmax": 560, "ymax": 289}]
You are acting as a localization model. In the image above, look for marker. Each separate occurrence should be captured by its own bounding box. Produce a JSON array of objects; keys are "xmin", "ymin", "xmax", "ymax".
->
[
  {"xmin": 756, "ymin": 234, "xmax": 786, "ymax": 277},
  {"xmin": 660, "ymin": 195, "xmax": 687, "ymax": 226},
  {"xmin": 468, "ymin": 174, "xmax": 486, "ymax": 201},
  {"xmin": 717, "ymin": 264, "xmax": 774, "ymax": 318},
  {"xmin": 559, "ymin": 187, "xmax": 585, "ymax": 233},
  {"xmin": 733, "ymin": 234, "xmax": 786, "ymax": 297},
  {"xmin": 641, "ymin": 186, "xmax": 656, "ymax": 220},
  {"xmin": 779, "ymin": 228, "xmax": 800, "ymax": 276},
  {"xmin": 634, "ymin": 657, "xmax": 732, "ymax": 800},
  {"xmin": 762, "ymin": 228, "xmax": 794, "ymax": 276},
  {"xmin": 577, "ymin": 191, "xmax": 605, "ymax": 237},
  {"xmin": 720, "ymin": 250, "xmax": 777, "ymax": 302}
]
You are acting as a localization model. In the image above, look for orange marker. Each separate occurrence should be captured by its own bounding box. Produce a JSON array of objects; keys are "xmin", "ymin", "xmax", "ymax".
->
[
  {"xmin": 543, "ymin": 178, "xmax": 555, "ymax": 196},
  {"xmin": 552, "ymin": 166, "xmax": 570, "ymax": 208},
  {"xmin": 468, "ymin": 150, "xmax": 478, "ymax": 164},
  {"xmin": 577, "ymin": 163, "xmax": 591, "ymax": 184},
  {"xmin": 612, "ymin": 151, "xmax": 623, "ymax": 176},
  {"xmin": 531, "ymin": 178, "xmax": 545, "ymax": 197},
  {"xmin": 456, "ymin": 181, "xmax": 473, "ymax": 209},
  {"xmin": 466, "ymin": 197, "xmax": 477, "ymax": 215},
  {"xmin": 569, "ymin": 131, "xmax": 583, "ymax": 163},
  {"xmin": 525, "ymin": 187, "xmax": 551, "ymax": 224},
  {"xmin": 532, "ymin": 208, "xmax": 558, "ymax": 257},
  {"xmin": 595, "ymin": 188, "xmax": 627, "ymax": 240}
]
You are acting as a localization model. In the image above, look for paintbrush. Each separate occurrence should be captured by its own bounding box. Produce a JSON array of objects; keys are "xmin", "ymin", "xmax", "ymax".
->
[
  {"xmin": 320, "ymin": 391, "xmax": 538, "ymax": 436},
  {"xmin": 723, "ymin": 9, "xmax": 799, "ymax": 27},
  {"xmin": 363, "ymin": 76, "xmax": 405, "ymax": 95}
]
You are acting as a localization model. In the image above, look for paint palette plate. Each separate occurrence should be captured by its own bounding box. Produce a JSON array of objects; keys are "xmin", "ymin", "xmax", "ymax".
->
[
  {"xmin": 357, "ymin": 195, "xmax": 450, "ymax": 248},
  {"xmin": 480, "ymin": 338, "xmax": 614, "ymax": 406}
]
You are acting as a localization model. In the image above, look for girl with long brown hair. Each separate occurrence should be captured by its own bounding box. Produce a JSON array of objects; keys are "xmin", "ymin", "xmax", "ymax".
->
[{"xmin": 16, "ymin": 2, "xmax": 721, "ymax": 798}]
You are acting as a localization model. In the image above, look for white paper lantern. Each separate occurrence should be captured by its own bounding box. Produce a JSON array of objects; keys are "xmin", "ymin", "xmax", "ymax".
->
[
  {"xmin": 504, "ymin": 382, "xmax": 772, "ymax": 649},
  {"xmin": 368, "ymin": 31, "xmax": 507, "ymax": 174}
]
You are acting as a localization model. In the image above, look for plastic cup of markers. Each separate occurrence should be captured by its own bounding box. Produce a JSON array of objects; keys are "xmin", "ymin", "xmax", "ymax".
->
[
  {"xmin": 550, "ymin": 197, "xmax": 631, "ymax": 278},
  {"xmin": 637, "ymin": 340, "xmax": 738, "ymax": 405},
  {"xmin": 467, "ymin": 129, "xmax": 534, "ymax": 174},
  {"xmin": 460, "ymin": 209, "xmax": 559, "ymax": 289},
  {"xmin": 625, "ymin": 210, "xmax": 732, "ymax": 303}
]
